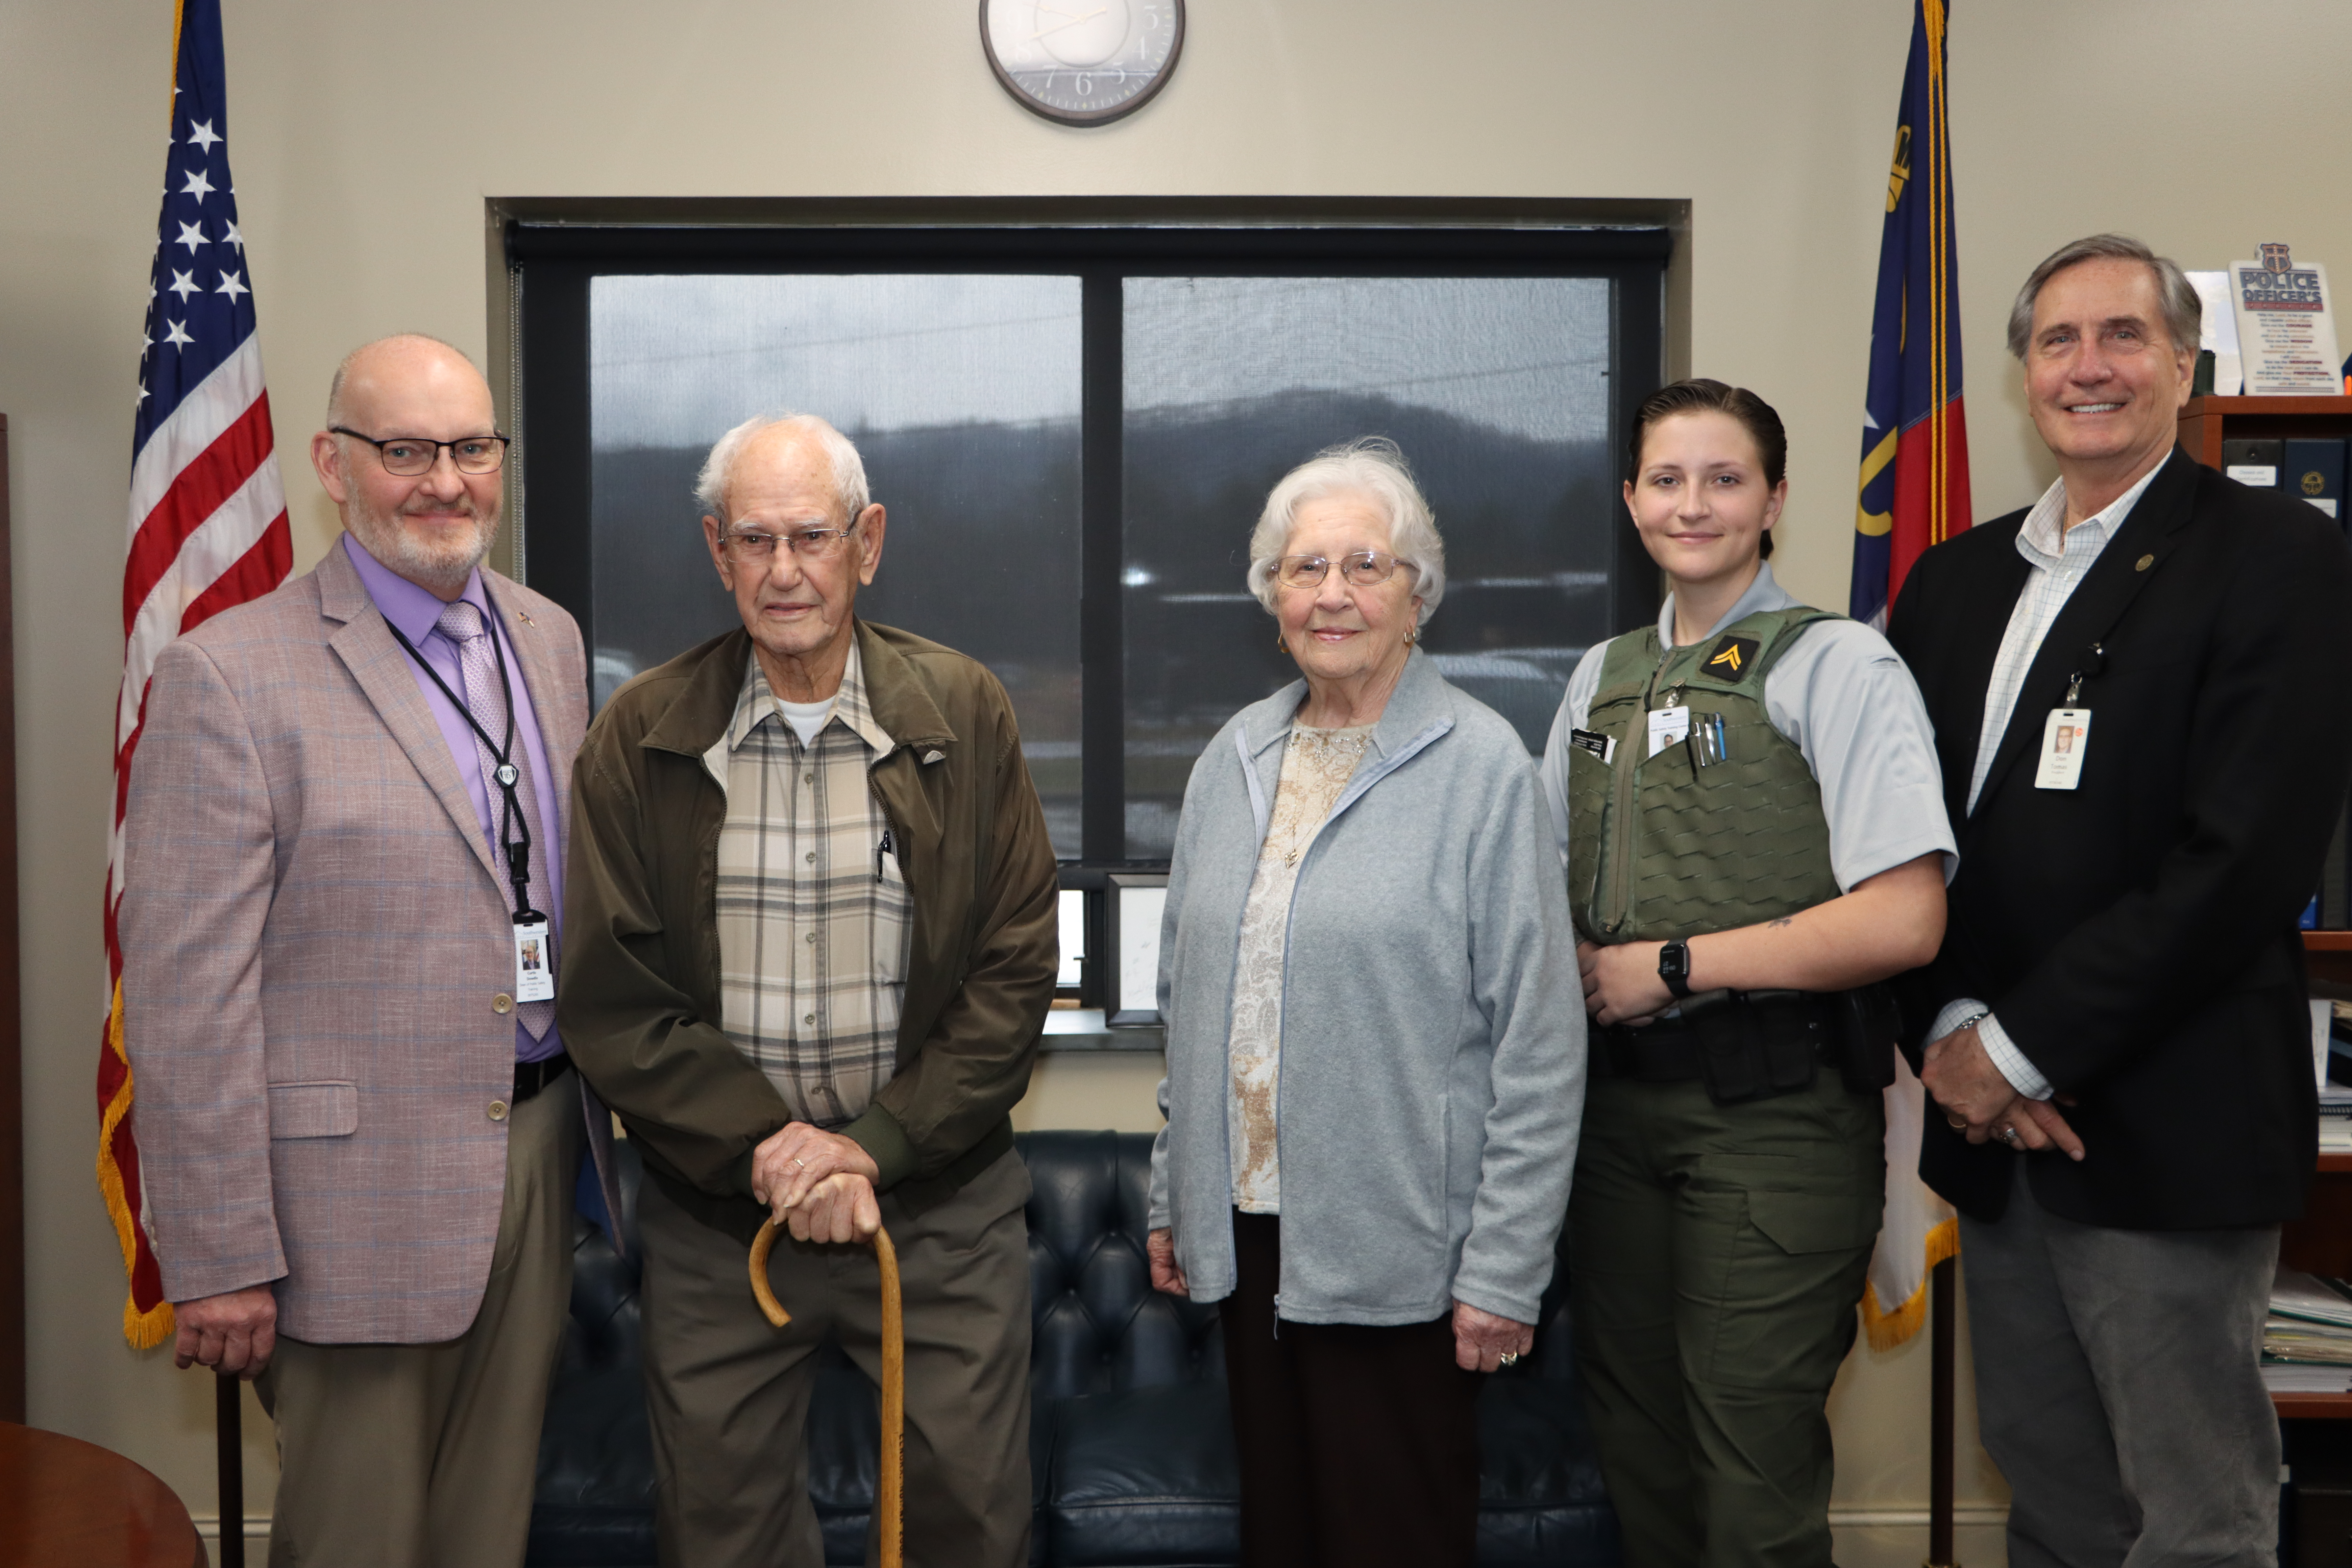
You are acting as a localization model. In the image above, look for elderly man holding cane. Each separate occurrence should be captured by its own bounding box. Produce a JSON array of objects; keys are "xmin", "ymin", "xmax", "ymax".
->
[{"xmin": 561, "ymin": 411, "xmax": 1058, "ymax": 1568}]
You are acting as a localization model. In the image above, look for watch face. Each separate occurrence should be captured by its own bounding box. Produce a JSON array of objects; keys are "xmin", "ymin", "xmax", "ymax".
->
[{"xmin": 981, "ymin": 0, "xmax": 1184, "ymax": 126}]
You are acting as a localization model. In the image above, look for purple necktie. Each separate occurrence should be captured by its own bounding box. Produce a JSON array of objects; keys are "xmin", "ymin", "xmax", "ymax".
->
[{"xmin": 436, "ymin": 600, "xmax": 555, "ymax": 1042}]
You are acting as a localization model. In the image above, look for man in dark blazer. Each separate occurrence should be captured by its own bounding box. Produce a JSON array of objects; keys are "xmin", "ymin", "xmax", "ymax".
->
[{"xmin": 1890, "ymin": 234, "xmax": 2352, "ymax": 1568}]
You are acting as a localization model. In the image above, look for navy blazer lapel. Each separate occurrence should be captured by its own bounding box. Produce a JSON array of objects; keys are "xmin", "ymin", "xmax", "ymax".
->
[
  {"xmin": 1933, "ymin": 535, "xmax": 2031, "ymax": 829},
  {"xmin": 1970, "ymin": 449, "xmax": 2202, "ymax": 816},
  {"xmin": 317, "ymin": 543, "xmax": 504, "ymax": 889}
]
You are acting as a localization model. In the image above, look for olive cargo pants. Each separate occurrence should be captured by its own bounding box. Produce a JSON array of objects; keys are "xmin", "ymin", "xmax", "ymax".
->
[{"xmin": 1569, "ymin": 1070, "xmax": 1884, "ymax": 1568}]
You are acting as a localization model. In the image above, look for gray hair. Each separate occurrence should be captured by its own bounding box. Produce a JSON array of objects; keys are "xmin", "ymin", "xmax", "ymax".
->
[
  {"xmin": 1245, "ymin": 438, "xmax": 1447, "ymax": 626},
  {"xmin": 693, "ymin": 412, "xmax": 871, "ymax": 525},
  {"xmin": 2007, "ymin": 234, "xmax": 2201, "ymax": 360}
]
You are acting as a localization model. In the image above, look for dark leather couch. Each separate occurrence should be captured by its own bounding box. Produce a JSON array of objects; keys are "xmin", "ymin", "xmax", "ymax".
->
[{"xmin": 529, "ymin": 1131, "xmax": 1618, "ymax": 1566}]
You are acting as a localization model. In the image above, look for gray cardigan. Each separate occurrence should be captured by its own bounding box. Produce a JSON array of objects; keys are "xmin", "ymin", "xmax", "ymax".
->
[{"xmin": 1147, "ymin": 652, "xmax": 1587, "ymax": 1326}]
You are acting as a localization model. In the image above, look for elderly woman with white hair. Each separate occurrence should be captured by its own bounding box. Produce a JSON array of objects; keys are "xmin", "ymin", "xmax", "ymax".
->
[{"xmin": 1144, "ymin": 438, "xmax": 1586, "ymax": 1568}]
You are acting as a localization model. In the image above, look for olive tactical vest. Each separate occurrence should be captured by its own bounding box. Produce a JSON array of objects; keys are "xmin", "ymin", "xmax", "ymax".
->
[{"xmin": 1567, "ymin": 605, "xmax": 1843, "ymax": 944}]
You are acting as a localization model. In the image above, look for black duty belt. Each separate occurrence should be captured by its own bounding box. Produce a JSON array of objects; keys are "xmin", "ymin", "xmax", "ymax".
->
[
  {"xmin": 1596, "ymin": 989, "xmax": 1836, "ymax": 1093},
  {"xmin": 513, "ymin": 1052, "xmax": 573, "ymax": 1103}
]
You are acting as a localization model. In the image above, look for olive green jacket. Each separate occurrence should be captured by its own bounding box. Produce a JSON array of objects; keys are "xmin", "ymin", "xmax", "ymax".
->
[{"xmin": 558, "ymin": 621, "xmax": 1059, "ymax": 1228}]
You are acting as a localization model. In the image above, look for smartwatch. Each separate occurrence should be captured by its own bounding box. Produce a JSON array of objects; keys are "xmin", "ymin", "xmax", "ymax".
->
[{"xmin": 1658, "ymin": 939, "xmax": 1693, "ymax": 999}]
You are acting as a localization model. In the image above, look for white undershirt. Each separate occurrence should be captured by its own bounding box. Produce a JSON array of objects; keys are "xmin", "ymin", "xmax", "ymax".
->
[{"xmin": 775, "ymin": 696, "xmax": 836, "ymax": 749}]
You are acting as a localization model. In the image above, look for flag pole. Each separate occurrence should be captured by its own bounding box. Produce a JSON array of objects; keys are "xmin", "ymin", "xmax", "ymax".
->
[
  {"xmin": 1929, "ymin": 1255, "xmax": 1957, "ymax": 1568},
  {"xmin": 215, "ymin": 1372, "xmax": 244, "ymax": 1568}
]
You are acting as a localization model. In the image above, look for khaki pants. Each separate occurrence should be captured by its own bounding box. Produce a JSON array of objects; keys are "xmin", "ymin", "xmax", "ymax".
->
[
  {"xmin": 635, "ymin": 1147, "xmax": 1034, "ymax": 1568},
  {"xmin": 256, "ymin": 1070, "xmax": 584, "ymax": 1568},
  {"xmin": 1569, "ymin": 1069, "xmax": 1883, "ymax": 1568}
]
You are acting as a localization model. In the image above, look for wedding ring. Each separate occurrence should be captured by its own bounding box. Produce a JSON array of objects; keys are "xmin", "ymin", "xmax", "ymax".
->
[
  {"xmin": 1998, "ymin": 1125, "xmax": 2019, "ymax": 1145},
  {"xmin": 1945, "ymin": 1113, "xmax": 1967, "ymax": 1131},
  {"xmin": 794, "ymin": 1157, "xmax": 808, "ymax": 1169},
  {"xmin": 1498, "ymin": 1352, "xmax": 1518, "ymax": 1366}
]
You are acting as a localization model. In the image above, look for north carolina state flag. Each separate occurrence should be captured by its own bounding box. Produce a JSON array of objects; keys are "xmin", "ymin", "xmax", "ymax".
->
[
  {"xmin": 1851, "ymin": 0, "xmax": 1971, "ymax": 631},
  {"xmin": 1854, "ymin": 0, "xmax": 1968, "ymax": 1352}
]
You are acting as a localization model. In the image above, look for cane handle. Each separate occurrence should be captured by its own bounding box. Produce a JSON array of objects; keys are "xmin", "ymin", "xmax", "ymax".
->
[
  {"xmin": 749, "ymin": 1216, "xmax": 905, "ymax": 1568},
  {"xmin": 748, "ymin": 1219, "xmax": 791, "ymax": 1327}
]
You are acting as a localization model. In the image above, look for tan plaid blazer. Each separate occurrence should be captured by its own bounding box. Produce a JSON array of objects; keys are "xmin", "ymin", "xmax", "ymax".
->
[{"xmin": 121, "ymin": 541, "xmax": 619, "ymax": 1343}]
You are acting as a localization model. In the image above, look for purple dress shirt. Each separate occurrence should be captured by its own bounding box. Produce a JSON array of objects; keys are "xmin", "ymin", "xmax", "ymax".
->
[{"xmin": 344, "ymin": 534, "xmax": 565, "ymax": 1062}]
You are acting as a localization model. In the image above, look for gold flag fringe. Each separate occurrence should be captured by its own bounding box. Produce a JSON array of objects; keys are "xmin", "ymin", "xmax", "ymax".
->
[
  {"xmin": 99, "ymin": 979, "xmax": 176, "ymax": 1349},
  {"xmin": 1860, "ymin": 1215, "xmax": 1958, "ymax": 1352}
]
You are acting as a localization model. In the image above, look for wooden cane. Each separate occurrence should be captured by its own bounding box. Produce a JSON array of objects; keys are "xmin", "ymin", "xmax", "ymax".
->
[{"xmin": 750, "ymin": 1217, "xmax": 904, "ymax": 1568}]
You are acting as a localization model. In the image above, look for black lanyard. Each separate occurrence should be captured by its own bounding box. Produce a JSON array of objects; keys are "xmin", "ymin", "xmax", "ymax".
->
[{"xmin": 383, "ymin": 603, "xmax": 541, "ymax": 920}]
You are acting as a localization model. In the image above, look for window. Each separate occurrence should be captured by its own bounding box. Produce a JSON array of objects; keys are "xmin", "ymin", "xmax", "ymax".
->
[
  {"xmin": 510, "ymin": 206, "xmax": 1667, "ymax": 1003},
  {"xmin": 587, "ymin": 272, "xmax": 1085, "ymax": 847}
]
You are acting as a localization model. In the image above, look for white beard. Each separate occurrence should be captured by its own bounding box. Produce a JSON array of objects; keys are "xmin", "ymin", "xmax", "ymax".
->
[{"xmin": 346, "ymin": 494, "xmax": 499, "ymax": 598}]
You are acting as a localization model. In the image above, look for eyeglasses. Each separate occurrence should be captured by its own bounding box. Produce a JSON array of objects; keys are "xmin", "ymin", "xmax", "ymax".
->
[
  {"xmin": 331, "ymin": 427, "xmax": 510, "ymax": 476},
  {"xmin": 720, "ymin": 523, "xmax": 861, "ymax": 562},
  {"xmin": 1273, "ymin": 550, "xmax": 1414, "ymax": 589}
]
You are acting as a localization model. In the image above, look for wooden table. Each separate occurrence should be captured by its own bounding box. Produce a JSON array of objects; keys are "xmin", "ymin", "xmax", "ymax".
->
[{"xmin": 0, "ymin": 1422, "xmax": 204, "ymax": 1568}]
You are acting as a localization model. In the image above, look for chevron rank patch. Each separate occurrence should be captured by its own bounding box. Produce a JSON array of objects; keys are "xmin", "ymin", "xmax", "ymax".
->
[{"xmin": 1703, "ymin": 634, "xmax": 1761, "ymax": 679}]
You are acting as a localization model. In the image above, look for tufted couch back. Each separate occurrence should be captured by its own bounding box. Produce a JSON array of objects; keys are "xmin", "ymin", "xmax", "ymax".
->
[{"xmin": 1023, "ymin": 1130, "xmax": 1224, "ymax": 1399}]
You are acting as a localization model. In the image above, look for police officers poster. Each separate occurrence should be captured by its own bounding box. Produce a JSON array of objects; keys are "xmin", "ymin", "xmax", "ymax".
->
[{"xmin": 2231, "ymin": 243, "xmax": 2343, "ymax": 394}]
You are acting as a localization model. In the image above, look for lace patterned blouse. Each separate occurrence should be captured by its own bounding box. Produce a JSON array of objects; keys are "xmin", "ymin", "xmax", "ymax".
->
[{"xmin": 1226, "ymin": 722, "xmax": 1375, "ymax": 1213}]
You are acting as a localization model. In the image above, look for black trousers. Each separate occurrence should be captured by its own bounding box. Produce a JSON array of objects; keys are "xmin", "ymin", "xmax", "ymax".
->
[{"xmin": 1219, "ymin": 1210, "xmax": 1482, "ymax": 1568}]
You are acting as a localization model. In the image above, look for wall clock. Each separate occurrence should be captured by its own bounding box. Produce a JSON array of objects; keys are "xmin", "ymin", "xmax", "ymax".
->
[{"xmin": 981, "ymin": 0, "xmax": 1184, "ymax": 127}]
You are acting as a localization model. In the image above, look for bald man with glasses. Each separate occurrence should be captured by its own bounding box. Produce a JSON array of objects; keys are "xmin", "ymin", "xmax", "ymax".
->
[{"xmin": 121, "ymin": 333, "xmax": 620, "ymax": 1568}]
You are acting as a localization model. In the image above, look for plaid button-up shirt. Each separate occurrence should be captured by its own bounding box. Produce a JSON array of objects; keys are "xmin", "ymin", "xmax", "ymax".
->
[{"xmin": 713, "ymin": 641, "xmax": 910, "ymax": 1129}]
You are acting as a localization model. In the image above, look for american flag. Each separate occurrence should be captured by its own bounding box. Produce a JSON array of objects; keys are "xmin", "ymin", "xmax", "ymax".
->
[{"xmin": 99, "ymin": 0, "xmax": 291, "ymax": 1349}]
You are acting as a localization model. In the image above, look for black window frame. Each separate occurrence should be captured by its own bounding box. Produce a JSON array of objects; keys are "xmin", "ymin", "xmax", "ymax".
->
[{"xmin": 507, "ymin": 204, "xmax": 1669, "ymax": 1000}]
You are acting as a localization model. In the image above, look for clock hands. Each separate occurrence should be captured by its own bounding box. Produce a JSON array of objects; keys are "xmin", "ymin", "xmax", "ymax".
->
[{"xmin": 1030, "ymin": 6, "xmax": 1109, "ymax": 41}]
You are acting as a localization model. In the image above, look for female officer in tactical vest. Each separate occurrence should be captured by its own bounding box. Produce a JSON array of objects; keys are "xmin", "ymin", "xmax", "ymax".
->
[{"xmin": 1537, "ymin": 379, "xmax": 1955, "ymax": 1568}]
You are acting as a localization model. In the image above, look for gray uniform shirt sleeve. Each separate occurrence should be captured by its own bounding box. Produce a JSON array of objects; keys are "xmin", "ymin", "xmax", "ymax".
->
[
  {"xmin": 1538, "ymin": 621, "xmax": 1955, "ymax": 896},
  {"xmin": 1537, "ymin": 642, "xmax": 1612, "ymax": 870},
  {"xmin": 1759, "ymin": 619, "xmax": 1956, "ymax": 890}
]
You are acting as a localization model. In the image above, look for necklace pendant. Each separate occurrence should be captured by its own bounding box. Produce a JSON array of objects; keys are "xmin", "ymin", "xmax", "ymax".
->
[{"xmin": 1284, "ymin": 847, "xmax": 1300, "ymax": 866}]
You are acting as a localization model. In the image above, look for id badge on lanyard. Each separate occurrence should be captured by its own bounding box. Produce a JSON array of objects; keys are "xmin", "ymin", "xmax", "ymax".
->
[
  {"xmin": 2034, "ymin": 650, "xmax": 2104, "ymax": 791},
  {"xmin": 512, "ymin": 910, "xmax": 555, "ymax": 1002},
  {"xmin": 2034, "ymin": 709, "xmax": 2091, "ymax": 789}
]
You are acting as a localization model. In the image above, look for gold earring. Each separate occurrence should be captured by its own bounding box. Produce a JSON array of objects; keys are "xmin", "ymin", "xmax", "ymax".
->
[{"xmin": 1404, "ymin": 627, "xmax": 1419, "ymax": 646}]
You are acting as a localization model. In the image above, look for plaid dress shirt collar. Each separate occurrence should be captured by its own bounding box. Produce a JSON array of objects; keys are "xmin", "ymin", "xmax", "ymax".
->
[{"xmin": 727, "ymin": 639, "xmax": 894, "ymax": 762}]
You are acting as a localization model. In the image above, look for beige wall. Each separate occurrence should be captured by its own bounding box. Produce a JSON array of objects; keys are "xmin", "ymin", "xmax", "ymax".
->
[{"xmin": 8, "ymin": 0, "xmax": 2352, "ymax": 1556}]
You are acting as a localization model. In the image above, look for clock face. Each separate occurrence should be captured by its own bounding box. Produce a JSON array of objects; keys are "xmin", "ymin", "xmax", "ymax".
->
[{"xmin": 981, "ymin": 0, "xmax": 1184, "ymax": 126}]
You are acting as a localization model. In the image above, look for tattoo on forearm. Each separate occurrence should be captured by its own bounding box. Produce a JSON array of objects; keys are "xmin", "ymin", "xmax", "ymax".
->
[{"xmin": 1767, "ymin": 916, "xmax": 1794, "ymax": 929}]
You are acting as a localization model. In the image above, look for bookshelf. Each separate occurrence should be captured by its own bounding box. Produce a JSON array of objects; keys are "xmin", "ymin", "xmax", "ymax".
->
[
  {"xmin": 2176, "ymin": 394, "xmax": 2352, "ymax": 469},
  {"xmin": 2277, "ymin": 935, "xmax": 2352, "ymax": 1415}
]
